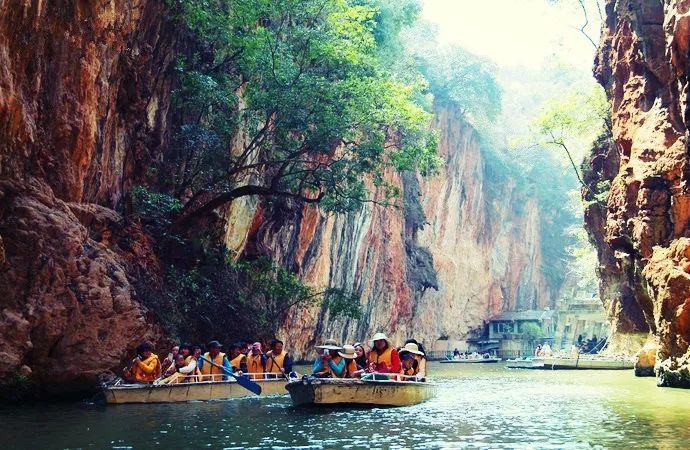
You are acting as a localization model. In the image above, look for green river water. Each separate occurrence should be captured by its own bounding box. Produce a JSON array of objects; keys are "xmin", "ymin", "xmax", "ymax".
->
[{"xmin": 2, "ymin": 363, "xmax": 690, "ymax": 449}]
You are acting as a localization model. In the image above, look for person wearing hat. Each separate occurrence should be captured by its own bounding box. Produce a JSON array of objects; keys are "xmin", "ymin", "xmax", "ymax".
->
[
  {"xmin": 403, "ymin": 338, "xmax": 427, "ymax": 377},
  {"xmin": 398, "ymin": 342, "xmax": 425, "ymax": 380},
  {"xmin": 198, "ymin": 341, "xmax": 233, "ymax": 381},
  {"xmin": 312, "ymin": 339, "xmax": 346, "ymax": 377},
  {"xmin": 246, "ymin": 342, "xmax": 267, "ymax": 379},
  {"xmin": 367, "ymin": 333, "xmax": 401, "ymax": 375},
  {"xmin": 338, "ymin": 345, "xmax": 359, "ymax": 378},
  {"xmin": 266, "ymin": 339, "xmax": 294, "ymax": 378}
]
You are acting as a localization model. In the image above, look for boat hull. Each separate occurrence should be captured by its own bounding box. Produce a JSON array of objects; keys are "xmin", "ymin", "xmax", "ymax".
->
[
  {"xmin": 506, "ymin": 358, "xmax": 544, "ymax": 369},
  {"xmin": 440, "ymin": 358, "xmax": 501, "ymax": 364},
  {"xmin": 286, "ymin": 378, "xmax": 436, "ymax": 407},
  {"xmin": 104, "ymin": 378, "xmax": 287, "ymax": 404},
  {"xmin": 540, "ymin": 358, "xmax": 634, "ymax": 370}
]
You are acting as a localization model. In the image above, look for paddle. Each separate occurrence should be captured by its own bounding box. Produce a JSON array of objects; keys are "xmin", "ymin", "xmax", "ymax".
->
[
  {"xmin": 265, "ymin": 351, "xmax": 291, "ymax": 383},
  {"xmin": 199, "ymin": 356, "xmax": 262, "ymax": 395}
]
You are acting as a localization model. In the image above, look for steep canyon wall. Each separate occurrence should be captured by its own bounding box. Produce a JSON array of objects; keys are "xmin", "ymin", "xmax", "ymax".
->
[{"xmin": 586, "ymin": 0, "xmax": 690, "ymax": 386}]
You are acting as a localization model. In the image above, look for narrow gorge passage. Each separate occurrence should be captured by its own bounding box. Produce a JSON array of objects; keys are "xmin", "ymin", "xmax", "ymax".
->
[{"xmin": 1, "ymin": 0, "xmax": 690, "ymax": 448}]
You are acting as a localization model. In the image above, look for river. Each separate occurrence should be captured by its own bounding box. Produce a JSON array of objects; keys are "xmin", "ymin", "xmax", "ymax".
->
[{"xmin": 3, "ymin": 363, "xmax": 690, "ymax": 449}]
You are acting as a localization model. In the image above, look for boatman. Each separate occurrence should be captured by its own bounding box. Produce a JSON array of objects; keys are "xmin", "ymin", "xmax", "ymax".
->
[
  {"xmin": 246, "ymin": 342, "xmax": 267, "ymax": 379},
  {"xmin": 367, "ymin": 333, "xmax": 400, "ymax": 376},
  {"xmin": 198, "ymin": 341, "xmax": 233, "ymax": 381},
  {"xmin": 265, "ymin": 339, "xmax": 294, "ymax": 378}
]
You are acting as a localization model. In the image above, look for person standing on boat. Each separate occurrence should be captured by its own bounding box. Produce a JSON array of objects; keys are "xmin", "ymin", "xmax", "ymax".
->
[
  {"xmin": 265, "ymin": 339, "xmax": 294, "ymax": 379},
  {"xmin": 312, "ymin": 339, "xmax": 346, "ymax": 377},
  {"xmin": 246, "ymin": 342, "xmax": 267, "ymax": 379},
  {"xmin": 198, "ymin": 341, "xmax": 233, "ymax": 381},
  {"xmin": 367, "ymin": 333, "xmax": 401, "ymax": 375},
  {"xmin": 229, "ymin": 343, "xmax": 248, "ymax": 373},
  {"xmin": 127, "ymin": 342, "xmax": 162, "ymax": 384}
]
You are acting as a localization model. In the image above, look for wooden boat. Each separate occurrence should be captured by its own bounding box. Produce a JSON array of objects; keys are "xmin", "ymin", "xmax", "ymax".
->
[
  {"xmin": 440, "ymin": 356, "xmax": 501, "ymax": 364},
  {"xmin": 104, "ymin": 374, "xmax": 289, "ymax": 404},
  {"xmin": 540, "ymin": 357, "xmax": 634, "ymax": 370},
  {"xmin": 506, "ymin": 358, "xmax": 545, "ymax": 369},
  {"xmin": 286, "ymin": 377, "xmax": 436, "ymax": 407}
]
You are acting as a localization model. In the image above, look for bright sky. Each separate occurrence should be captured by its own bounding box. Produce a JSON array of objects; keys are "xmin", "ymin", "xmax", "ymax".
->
[{"xmin": 420, "ymin": 0, "xmax": 599, "ymax": 68}]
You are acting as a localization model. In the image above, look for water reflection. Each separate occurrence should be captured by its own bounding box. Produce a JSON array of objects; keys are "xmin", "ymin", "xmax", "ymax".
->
[{"xmin": 2, "ymin": 363, "xmax": 690, "ymax": 449}]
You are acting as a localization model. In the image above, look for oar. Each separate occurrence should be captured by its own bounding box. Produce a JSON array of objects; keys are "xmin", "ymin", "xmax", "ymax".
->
[
  {"xmin": 199, "ymin": 356, "xmax": 262, "ymax": 395},
  {"xmin": 266, "ymin": 352, "xmax": 291, "ymax": 383}
]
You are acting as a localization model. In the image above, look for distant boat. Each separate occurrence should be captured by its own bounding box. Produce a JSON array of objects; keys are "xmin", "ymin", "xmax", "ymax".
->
[
  {"xmin": 506, "ymin": 357, "xmax": 545, "ymax": 369},
  {"xmin": 540, "ymin": 357, "xmax": 634, "ymax": 370},
  {"xmin": 286, "ymin": 377, "xmax": 436, "ymax": 407},
  {"xmin": 104, "ymin": 375, "xmax": 288, "ymax": 404},
  {"xmin": 440, "ymin": 355, "xmax": 501, "ymax": 364}
]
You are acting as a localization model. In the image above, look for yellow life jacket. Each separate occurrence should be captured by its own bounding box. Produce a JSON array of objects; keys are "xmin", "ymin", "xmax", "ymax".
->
[
  {"xmin": 266, "ymin": 351, "xmax": 286, "ymax": 374},
  {"xmin": 247, "ymin": 353, "xmax": 264, "ymax": 379},
  {"xmin": 181, "ymin": 355, "xmax": 199, "ymax": 382},
  {"xmin": 231, "ymin": 353, "xmax": 246, "ymax": 370},
  {"xmin": 200, "ymin": 352, "xmax": 226, "ymax": 381},
  {"xmin": 133, "ymin": 354, "xmax": 161, "ymax": 383},
  {"xmin": 368, "ymin": 347, "xmax": 394, "ymax": 371}
]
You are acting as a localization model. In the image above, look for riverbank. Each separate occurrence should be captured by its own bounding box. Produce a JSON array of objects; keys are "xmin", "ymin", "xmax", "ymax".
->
[{"xmin": 3, "ymin": 363, "xmax": 690, "ymax": 448}]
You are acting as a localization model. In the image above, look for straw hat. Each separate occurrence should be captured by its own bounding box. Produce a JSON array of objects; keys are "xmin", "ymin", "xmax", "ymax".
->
[
  {"xmin": 369, "ymin": 332, "xmax": 392, "ymax": 347},
  {"xmin": 315, "ymin": 338, "xmax": 342, "ymax": 350},
  {"xmin": 338, "ymin": 345, "xmax": 357, "ymax": 359},
  {"xmin": 399, "ymin": 342, "xmax": 424, "ymax": 355}
]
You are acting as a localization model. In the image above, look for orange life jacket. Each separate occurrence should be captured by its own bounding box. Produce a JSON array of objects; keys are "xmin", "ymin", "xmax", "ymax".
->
[
  {"xmin": 200, "ymin": 352, "xmax": 226, "ymax": 381},
  {"xmin": 266, "ymin": 351, "xmax": 286, "ymax": 374},
  {"xmin": 344, "ymin": 359, "xmax": 358, "ymax": 378},
  {"xmin": 132, "ymin": 354, "xmax": 161, "ymax": 383},
  {"xmin": 231, "ymin": 353, "xmax": 246, "ymax": 370},
  {"xmin": 368, "ymin": 347, "xmax": 394, "ymax": 371},
  {"xmin": 247, "ymin": 353, "xmax": 264, "ymax": 379}
]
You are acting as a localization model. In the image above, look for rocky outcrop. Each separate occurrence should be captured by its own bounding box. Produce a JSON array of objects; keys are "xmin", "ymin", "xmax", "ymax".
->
[
  {"xmin": 228, "ymin": 104, "xmax": 557, "ymax": 359},
  {"xmin": 586, "ymin": 0, "xmax": 690, "ymax": 386},
  {"xmin": 0, "ymin": 0, "xmax": 176, "ymax": 395}
]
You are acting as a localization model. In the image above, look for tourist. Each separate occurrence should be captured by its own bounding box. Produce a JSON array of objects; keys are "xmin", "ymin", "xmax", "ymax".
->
[
  {"xmin": 266, "ymin": 339, "xmax": 294, "ymax": 379},
  {"xmin": 338, "ymin": 345, "xmax": 359, "ymax": 378},
  {"xmin": 399, "ymin": 351, "xmax": 419, "ymax": 380},
  {"xmin": 161, "ymin": 345, "xmax": 180, "ymax": 374},
  {"xmin": 541, "ymin": 343, "xmax": 552, "ymax": 357},
  {"xmin": 353, "ymin": 342, "xmax": 368, "ymax": 370},
  {"xmin": 229, "ymin": 343, "xmax": 248, "ymax": 373},
  {"xmin": 246, "ymin": 342, "xmax": 267, "ymax": 379},
  {"xmin": 177, "ymin": 343, "xmax": 199, "ymax": 381},
  {"xmin": 193, "ymin": 344, "xmax": 203, "ymax": 360},
  {"xmin": 158, "ymin": 353, "xmax": 187, "ymax": 384},
  {"xmin": 453, "ymin": 348, "xmax": 460, "ymax": 359},
  {"xmin": 404, "ymin": 339, "xmax": 427, "ymax": 376},
  {"xmin": 534, "ymin": 344, "xmax": 542, "ymax": 357},
  {"xmin": 366, "ymin": 333, "xmax": 400, "ymax": 375},
  {"xmin": 127, "ymin": 342, "xmax": 161, "ymax": 384},
  {"xmin": 198, "ymin": 341, "xmax": 233, "ymax": 381},
  {"xmin": 312, "ymin": 338, "xmax": 345, "ymax": 377}
]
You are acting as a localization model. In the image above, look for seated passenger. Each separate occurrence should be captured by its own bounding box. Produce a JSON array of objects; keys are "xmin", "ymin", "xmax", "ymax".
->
[
  {"xmin": 128, "ymin": 342, "xmax": 161, "ymax": 384},
  {"xmin": 246, "ymin": 342, "xmax": 267, "ymax": 380},
  {"xmin": 229, "ymin": 343, "xmax": 248, "ymax": 373},
  {"xmin": 178, "ymin": 343, "xmax": 199, "ymax": 382},
  {"xmin": 198, "ymin": 341, "xmax": 233, "ymax": 381},
  {"xmin": 312, "ymin": 339, "xmax": 345, "ymax": 377},
  {"xmin": 266, "ymin": 339, "xmax": 294, "ymax": 379},
  {"xmin": 158, "ymin": 354, "xmax": 186, "ymax": 385},
  {"xmin": 161, "ymin": 345, "xmax": 179, "ymax": 375},
  {"xmin": 352, "ymin": 343, "xmax": 368, "ymax": 378},
  {"xmin": 366, "ymin": 333, "xmax": 400, "ymax": 375},
  {"xmin": 403, "ymin": 339, "xmax": 427, "ymax": 377},
  {"xmin": 338, "ymin": 345, "xmax": 359, "ymax": 378}
]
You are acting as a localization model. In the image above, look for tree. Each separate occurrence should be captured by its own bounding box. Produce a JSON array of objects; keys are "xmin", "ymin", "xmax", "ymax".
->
[{"xmin": 165, "ymin": 0, "xmax": 440, "ymax": 231}]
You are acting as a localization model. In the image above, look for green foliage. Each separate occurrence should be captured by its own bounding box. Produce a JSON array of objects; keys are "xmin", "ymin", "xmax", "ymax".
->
[
  {"xmin": 129, "ymin": 186, "xmax": 183, "ymax": 237},
  {"xmin": 165, "ymin": 0, "xmax": 440, "ymax": 215},
  {"xmin": 521, "ymin": 322, "xmax": 543, "ymax": 342}
]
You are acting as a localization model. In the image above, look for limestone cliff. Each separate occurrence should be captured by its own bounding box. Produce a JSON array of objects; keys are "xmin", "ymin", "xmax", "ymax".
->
[
  {"xmin": 586, "ymin": 0, "xmax": 690, "ymax": 387},
  {"xmin": 228, "ymin": 104, "xmax": 556, "ymax": 359},
  {"xmin": 0, "ymin": 0, "xmax": 175, "ymax": 395}
]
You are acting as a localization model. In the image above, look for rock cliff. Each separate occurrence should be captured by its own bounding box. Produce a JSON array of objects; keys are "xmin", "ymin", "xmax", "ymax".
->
[
  {"xmin": 228, "ymin": 104, "xmax": 557, "ymax": 359},
  {"xmin": 585, "ymin": 0, "xmax": 690, "ymax": 386}
]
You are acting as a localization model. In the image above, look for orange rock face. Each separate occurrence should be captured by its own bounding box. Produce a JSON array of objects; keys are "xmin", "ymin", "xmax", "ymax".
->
[{"xmin": 587, "ymin": 0, "xmax": 690, "ymax": 386}]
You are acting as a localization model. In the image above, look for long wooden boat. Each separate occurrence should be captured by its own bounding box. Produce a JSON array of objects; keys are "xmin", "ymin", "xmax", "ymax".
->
[
  {"xmin": 540, "ymin": 357, "xmax": 634, "ymax": 370},
  {"xmin": 506, "ymin": 358, "xmax": 545, "ymax": 369},
  {"xmin": 104, "ymin": 375, "xmax": 289, "ymax": 404},
  {"xmin": 286, "ymin": 377, "xmax": 436, "ymax": 407},
  {"xmin": 440, "ymin": 357, "xmax": 501, "ymax": 364}
]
